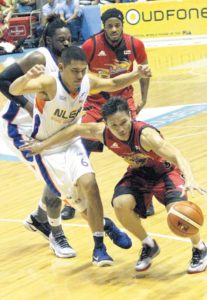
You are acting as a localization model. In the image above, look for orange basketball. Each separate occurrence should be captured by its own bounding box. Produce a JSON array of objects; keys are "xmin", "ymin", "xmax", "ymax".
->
[{"xmin": 167, "ymin": 201, "xmax": 204, "ymax": 237}]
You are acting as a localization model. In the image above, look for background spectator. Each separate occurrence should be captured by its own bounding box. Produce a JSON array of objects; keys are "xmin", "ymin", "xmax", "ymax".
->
[
  {"xmin": 16, "ymin": 0, "xmax": 36, "ymax": 13},
  {"xmin": 42, "ymin": 0, "xmax": 61, "ymax": 25},
  {"xmin": 59, "ymin": 0, "xmax": 82, "ymax": 43},
  {"xmin": 0, "ymin": 5, "xmax": 13, "ymax": 43}
]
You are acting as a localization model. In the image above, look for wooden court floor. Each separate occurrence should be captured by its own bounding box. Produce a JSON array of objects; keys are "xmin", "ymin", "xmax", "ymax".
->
[{"xmin": 1, "ymin": 44, "xmax": 207, "ymax": 300}]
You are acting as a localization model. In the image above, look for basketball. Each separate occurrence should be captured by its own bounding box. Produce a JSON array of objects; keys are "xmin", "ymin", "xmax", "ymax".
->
[{"xmin": 167, "ymin": 201, "xmax": 204, "ymax": 237}]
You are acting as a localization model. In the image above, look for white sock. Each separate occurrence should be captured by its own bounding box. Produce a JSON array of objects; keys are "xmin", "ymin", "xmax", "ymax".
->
[
  {"xmin": 193, "ymin": 240, "xmax": 205, "ymax": 250},
  {"xmin": 48, "ymin": 216, "xmax": 61, "ymax": 227},
  {"xmin": 93, "ymin": 232, "xmax": 104, "ymax": 237},
  {"xmin": 142, "ymin": 236, "xmax": 154, "ymax": 247}
]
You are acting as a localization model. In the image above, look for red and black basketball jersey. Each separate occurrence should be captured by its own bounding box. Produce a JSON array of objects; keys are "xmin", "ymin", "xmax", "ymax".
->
[
  {"xmin": 103, "ymin": 121, "xmax": 176, "ymax": 175},
  {"xmin": 82, "ymin": 31, "xmax": 147, "ymax": 106}
]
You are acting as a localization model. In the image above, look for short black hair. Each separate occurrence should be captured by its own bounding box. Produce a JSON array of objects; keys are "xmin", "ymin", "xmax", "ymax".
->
[
  {"xmin": 101, "ymin": 8, "xmax": 124, "ymax": 25},
  {"xmin": 61, "ymin": 46, "xmax": 87, "ymax": 65},
  {"xmin": 39, "ymin": 14, "xmax": 68, "ymax": 47},
  {"xmin": 102, "ymin": 96, "xmax": 129, "ymax": 120}
]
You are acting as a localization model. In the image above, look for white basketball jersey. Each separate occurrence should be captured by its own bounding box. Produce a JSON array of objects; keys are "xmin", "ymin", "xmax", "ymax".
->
[{"xmin": 32, "ymin": 72, "xmax": 90, "ymax": 152}]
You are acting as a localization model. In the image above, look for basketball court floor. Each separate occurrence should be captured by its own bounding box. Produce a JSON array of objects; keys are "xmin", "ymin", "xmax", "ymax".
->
[{"xmin": 0, "ymin": 43, "xmax": 207, "ymax": 300}]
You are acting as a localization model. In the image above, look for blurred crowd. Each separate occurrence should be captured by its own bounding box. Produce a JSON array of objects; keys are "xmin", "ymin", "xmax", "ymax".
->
[{"xmin": 0, "ymin": 0, "xmax": 155, "ymax": 53}]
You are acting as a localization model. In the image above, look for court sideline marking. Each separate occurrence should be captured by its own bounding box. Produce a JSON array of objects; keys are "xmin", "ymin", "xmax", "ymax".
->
[{"xmin": 0, "ymin": 217, "xmax": 191, "ymax": 243}]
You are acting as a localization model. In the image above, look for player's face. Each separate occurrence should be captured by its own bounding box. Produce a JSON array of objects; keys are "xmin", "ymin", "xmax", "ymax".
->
[
  {"xmin": 61, "ymin": 60, "xmax": 88, "ymax": 91},
  {"xmin": 50, "ymin": 28, "xmax": 71, "ymax": 56},
  {"xmin": 104, "ymin": 18, "xmax": 123, "ymax": 43},
  {"xmin": 106, "ymin": 111, "xmax": 132, "ymax": 141}
]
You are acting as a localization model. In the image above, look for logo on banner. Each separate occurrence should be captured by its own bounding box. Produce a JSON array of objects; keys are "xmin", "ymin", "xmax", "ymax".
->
[{"xmin": 126, "ymin": 9, "xmax": 140, "ymax": 25}]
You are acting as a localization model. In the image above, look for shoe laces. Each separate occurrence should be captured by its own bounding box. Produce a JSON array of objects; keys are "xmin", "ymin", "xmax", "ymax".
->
[
  {"xmin": 139, "ymin": 244, "xmax": 151, "ymax": 260},
  {"xmin": 191, "ymin": 248, "xmax": 203, "ymax": 264},
  {"xmin": 55, "ymin": 234, "xmax": 69, "ymax": 248}
]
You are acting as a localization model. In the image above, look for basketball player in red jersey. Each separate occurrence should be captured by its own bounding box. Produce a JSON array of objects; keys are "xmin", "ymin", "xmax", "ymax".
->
[
  {"xmin": 22, "ymin": 96, "xmax": 207, "ymax": 274},
  {"xmin": 62, "ymin": 7, "xmax": 153, "ymax": 219}
]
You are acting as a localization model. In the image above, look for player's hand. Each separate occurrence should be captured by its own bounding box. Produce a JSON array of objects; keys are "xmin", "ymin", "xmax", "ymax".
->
[
  {"xmin": 181, "ymin": 181, "xmax": 207, "ymax": 197},
  {"xmin": 20, "ymin": 139, "xmax": 45, "ymax": 155},
  {"xmin": 26, "ymin": 64, "xmax": 45, "ymax": 80},
  {"xmin": 136, "ymin": 64, "xmax": 152, "ymax": 78}
]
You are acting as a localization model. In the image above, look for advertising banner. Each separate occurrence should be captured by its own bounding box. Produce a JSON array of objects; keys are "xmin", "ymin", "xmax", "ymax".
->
[{"xmin": 101, "ymin": 0, "xmax": 207, "ymax": 39}]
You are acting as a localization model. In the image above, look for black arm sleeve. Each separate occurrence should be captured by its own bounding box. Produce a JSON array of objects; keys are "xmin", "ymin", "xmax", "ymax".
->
[{"xmin": 0, "ymin": 63, "xmax": 29, "ymax": 108}]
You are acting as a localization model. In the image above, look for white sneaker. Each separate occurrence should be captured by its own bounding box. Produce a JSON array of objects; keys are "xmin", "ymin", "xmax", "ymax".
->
[
  {"xmin": 135, "ymin": 240, "xmax": 160, "ymax": 271},
  {"xmin": 187, "ymin": 243, "xmax": 207, "ymax": 274},
  {"xmin": 49, "ymin": 232, "xmax": 76, "ymax": 258}
]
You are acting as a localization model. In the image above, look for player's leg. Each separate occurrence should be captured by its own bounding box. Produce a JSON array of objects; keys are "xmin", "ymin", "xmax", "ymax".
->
[
  {"xmin": 77, "ymin": 173, "xmax": 113, "ymax": 266},
  {"xmin": 80, "ymin": 208, "xmax": 132, "ymax": 249},
  {"xmin": 112, "ymin": 187, "xmax": 160, "ymax": 272},
  {"xmin": 43, "ymin": 186, "xmax": 76, "ymax": 258},
  {"xmin": 24, "ymin": 185, "xmax": 76, "ymax": 258}
]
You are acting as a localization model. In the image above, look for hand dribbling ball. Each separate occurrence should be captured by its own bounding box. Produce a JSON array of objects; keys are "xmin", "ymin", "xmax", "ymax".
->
[{"xmin": 167, "ymin": 201, "xmax": 204, "ymax": 237}]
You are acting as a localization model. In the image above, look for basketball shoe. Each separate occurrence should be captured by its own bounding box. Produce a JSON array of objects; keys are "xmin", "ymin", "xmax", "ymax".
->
[
  {"xmin": 146, "ymin": 203, "xmax": 155, "ymax": 217},
  {"xmin": 23, "ymin": 214, "xmax": 51, "ymax": 239},
  {"xmin": 61, "ymin": 205, "xmax": 76, "ymax": 220},
  {"xmin": 135, "ymin": 240, "xmax": 160, "ymax": 271},
  {"xmin": 92, "ymin": 245, "xmax": 113, "ymax": 267},
  {"xmin": 187, "ymin": 243, "xmax": 207, "ymax": 274},
  {"xmin": 49, "ymin": 232, "xmax": 76, "ymax": 258},
  {"xmin": 104, "ymin": 218, "xmax": 132, "ymax": 249}
]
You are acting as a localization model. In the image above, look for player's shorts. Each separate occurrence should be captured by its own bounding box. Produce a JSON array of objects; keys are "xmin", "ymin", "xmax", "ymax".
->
[
  {"xmin": 34, "ymin": 139, "xmax": 94, "ymax": 200},
  {"xmin": 112, "ymin": 167, "xmax": 187, "ymax": 218},
  {"xmin": 0, "ymin": 101, "xmax": 34, "ymax": 167}
]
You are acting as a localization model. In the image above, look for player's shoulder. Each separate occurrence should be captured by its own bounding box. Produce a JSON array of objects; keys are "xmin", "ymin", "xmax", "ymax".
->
[{"xmin": 20, "ymin": 48, "xmax": 47, "ymax": 67}]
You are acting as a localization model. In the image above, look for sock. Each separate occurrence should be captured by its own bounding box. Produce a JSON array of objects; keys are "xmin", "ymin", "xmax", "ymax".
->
[
  {"xmin": 193, "ymin": 240, "xmax": 205, "ymax": 250},
  {"xmin": 48, "ymin": 216, "xmax": 63, "ymax": 236},
  {"xmin": 32, "ymin": 200, "xmax": 47, "ymax": 223},
  {"xmin": 93, "ymin": 232, "xmax": 104, "ymax": 248},
  {"xmin": 142, "ymin": 236, "xmax": 155, "ymax": 248}
]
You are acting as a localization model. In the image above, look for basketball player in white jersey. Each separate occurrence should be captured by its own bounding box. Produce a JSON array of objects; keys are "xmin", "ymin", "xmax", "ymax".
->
[
  {"xmin": 10, "ymin": 46, "xmax": 151, "ymax": 265},
  {"xmin": 0, "ymin": 15, "xmax": 74, "ymax": 257},
  {"xmin": 0, "ymin": 15, "xmax": 133, "ymax": 260}
]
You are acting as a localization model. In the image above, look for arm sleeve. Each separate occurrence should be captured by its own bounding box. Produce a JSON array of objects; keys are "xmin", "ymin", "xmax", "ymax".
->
[{"xmin": 0, "ymin": 63, "xmax": 29, "ymax": 108}]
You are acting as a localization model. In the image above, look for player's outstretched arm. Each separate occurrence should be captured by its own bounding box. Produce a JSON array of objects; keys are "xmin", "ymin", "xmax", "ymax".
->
[
  {"xmin": 89, "ymin": 64, "xmax": 151, "ymax": 94},
  {"xmin": 140, "ymin": 127, "xmax": 207, "ymax": 197},
  {"xmin": 20, "ymin": 123, "xmax": 104, "ymax": 155}
]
